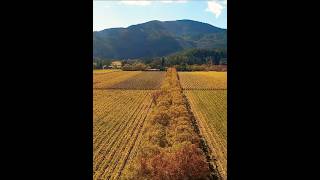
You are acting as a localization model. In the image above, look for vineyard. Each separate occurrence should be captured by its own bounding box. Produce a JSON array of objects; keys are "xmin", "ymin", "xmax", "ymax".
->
[
  {"xmin": 177, "ymin": 70, "xmax": 227, "ymax": 179},
  {"xmin": 93, "ymin": 71, "xmax": 140, "ymax": 89},
  {"xmin": 93, "ymin": 71, "xmax": 164, "ymax": 90},
  {"xmin": 124, "ymin": 68, "xmax": 219, "ymax": 180},
  {"xmin": 93, "ymin": 69, "xmax": 227, "ymax": 180},
  {"xmin": 179, "ymin": 72, "xmax": 227, "ymax": 90},
  {"xmin": 108, "ymin": 72, "xmax": 165, "ymax": 90},
  {"xmin": 93, "ymin": 71, "xmax": 168, "ymax": 179},
  {"xmin": 93, "ymin": 69, "xmax": 121, "ymax": 74},
  {"xmin": 184, "ymin": 90, "xmax": 227, "ymax": 179},
  {"xmin": 93, "ymin": 89, "xmax": 154, "ymax": 180}
]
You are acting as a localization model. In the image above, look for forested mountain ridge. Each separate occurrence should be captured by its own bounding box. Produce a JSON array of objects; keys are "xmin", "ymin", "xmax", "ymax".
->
[{"xmin": 93, "ymin": 20, "xmax": 227, "ymax": 59}]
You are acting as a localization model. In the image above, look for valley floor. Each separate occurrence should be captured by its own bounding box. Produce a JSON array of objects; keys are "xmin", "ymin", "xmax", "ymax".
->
[{"xmin": 93, "ymin": 70, "xmax": 227, "ymax": 180}]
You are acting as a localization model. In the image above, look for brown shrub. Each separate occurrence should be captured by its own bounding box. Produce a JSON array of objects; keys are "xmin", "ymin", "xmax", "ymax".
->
[
  {"xmin": 176, "ymin": 118, "xmax": 190, "ymax": 126},
  {"xmin": 169, "ymin": 105, "xmax": 189, "ymax": 119},
  {"xmin": 157, "ymin": 99, "xmax": 172, "ymax": 107},
  {"xmin": 147, "ymin": 128, "xmax": 168, "ymax": 147},
  {"xmin": 153, "ymin": 108, "xmax": 170, "ymax": 126},
  {"xmin": 175, "ymin": 124, "xmax": 193, "ymax": 134},
  {"xmin": 148, "ymin": 144, "xmax": 210, "ymax": 180},
  {"xmin": 175, "ymin": 131, "xmax": 199, "ymax": 144},
  {"xmin": 151, "ymin": 91, "xmax": 162, "ymax": 105}
]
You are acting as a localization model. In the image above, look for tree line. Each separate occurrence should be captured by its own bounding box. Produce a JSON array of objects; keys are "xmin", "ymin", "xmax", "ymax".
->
[
  {"xmin": 93, "ymin": 48, "xmax": 227, "ymax": 71},
  {"xmin": 164, "ymin": 48, "xmax": 227, "ymax": 66}
]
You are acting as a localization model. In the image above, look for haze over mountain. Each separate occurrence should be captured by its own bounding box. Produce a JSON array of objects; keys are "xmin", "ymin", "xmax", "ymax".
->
[{"xmin": 93, "ymin": 20, "xmax": 227, "ymax": 59}]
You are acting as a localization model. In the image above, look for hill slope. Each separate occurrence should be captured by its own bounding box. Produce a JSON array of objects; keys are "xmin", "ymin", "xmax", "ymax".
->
[{"xmin": 93, "ymin": 20, "xmax": 227, "ymax": 59}]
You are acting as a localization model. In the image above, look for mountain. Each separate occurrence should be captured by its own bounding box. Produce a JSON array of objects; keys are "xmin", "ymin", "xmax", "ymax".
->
[{"xmin": 93, "ymin": 20, "xmax": 227, "ymax": 59}]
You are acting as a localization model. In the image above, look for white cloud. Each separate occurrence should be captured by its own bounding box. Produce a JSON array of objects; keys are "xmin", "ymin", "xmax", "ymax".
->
[
  {"xmin": 161, "ymin": 1, "xmax": 175, "ymax": 3},
  {"xmin": 117, "ymin": 0, "xmax": 188, "ymax": 6},
  {"xmin": 119, "ymin": 0, "xmax": 152, "ymax": 6},
  {"xmin": 206, "ymin": 0, "xmax": 226, "ymax": 18},
  {"xmin": 161, "ymin": 0, "xmax": 188, "ymax": 3}
]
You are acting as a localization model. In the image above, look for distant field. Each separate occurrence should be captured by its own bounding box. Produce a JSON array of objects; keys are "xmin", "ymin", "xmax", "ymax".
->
[
  {"xmin": 184, "ymin": 90, "xmax": 227, "ymax": 179},
  {"xmin": 93, "ymin": 89, "xmax": 154, "ymax": 180},
  {"xmin": 93, "ymin": 69, "xmax": 120, "ymax": 74},
  {"xmin": 109, "ymin": 72, "xmax": 165, "ymax": 90},
  {"xmin": 93, "ymin": 71, "xmax": 141, "ymax": 89},
  {"xmin": 94, "ymin": 71, "xmax": 165, "ymax": 90},
  {"xmin": 179, "ymin": 72, "xmax": 227, "ymax": 90}
]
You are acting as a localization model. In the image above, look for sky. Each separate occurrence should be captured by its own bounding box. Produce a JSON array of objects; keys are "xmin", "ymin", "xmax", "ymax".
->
[{"xmin": 93, "ymin": 0, "xmax": 227, "ymax": 31}]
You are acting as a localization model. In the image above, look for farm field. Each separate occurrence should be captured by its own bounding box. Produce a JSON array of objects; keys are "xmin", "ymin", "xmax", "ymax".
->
[
  {"xmin": 184, "ymin": 90, "xmax": 227, "ymax": 179},
  {"xmin": 93, "ymin": 71, "xmax": 141, "ymax": 89},
  {"xmin": 179, "ymin": 71, "xmax": 227, "ymax": 90},
  {"xmin": 93, "ymin": 89, "xmax": 155, "ymax": 180},
  {"xmin": 93, "ymin": 69, "xmax": 121, "ymax": 74},
  {"xmin": 93, "ymin": 71, "xmax": 166, "ymax": 180},
  {"xmin": 108, "ymin": 71, "xmax": 165, "ymax": 90},
  {"xmin": 93, "ymin": 71, "xmax": 165, "ymax": 90},
  {"xmin": 93, "ymin": 69, "xmax": 227, "ymax": 180}
]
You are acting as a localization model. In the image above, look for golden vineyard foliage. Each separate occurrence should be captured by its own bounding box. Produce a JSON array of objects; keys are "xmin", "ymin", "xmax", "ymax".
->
[
  {"xmin": 179, "ymin": 72, "xmax": 227, "ymax": 90},
  {"xmin": 185, "ymin": 90, "xmax": 227, "ymax": 179},
  {"xmin": 126, "ymin": 68, "xmax": 212, "ymax": 180},
  {"xmin": 110, "ymin": 72, "xmax": 165, "ymax": 90},
  {"xmin": 93, "ymin": 90, "xmax": 155, "ymax": 180},
  {"xmin": 93, "ymin": 71, "xmax": 140, "ymax": 89},
  {"xmin": 93, "ymin": 69, "xmax": 120, "ymax": 74},
  {"xmin": 94, "ymin": 71, "xmax": 165, "ymax": 90}
]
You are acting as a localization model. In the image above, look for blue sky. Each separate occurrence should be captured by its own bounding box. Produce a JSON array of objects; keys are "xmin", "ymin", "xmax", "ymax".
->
[{"xmin": 93, "ymin": 0, "xmax": 227, "ymax": 31}]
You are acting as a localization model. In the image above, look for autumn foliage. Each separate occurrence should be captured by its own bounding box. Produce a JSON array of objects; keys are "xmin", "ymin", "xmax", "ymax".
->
[{"xmin": 126, "ymin": 68, "xmax": 211, "ymax": 180}]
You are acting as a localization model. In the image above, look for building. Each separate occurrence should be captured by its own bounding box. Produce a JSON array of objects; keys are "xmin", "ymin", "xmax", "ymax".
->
[
  {"xmin": 102, "ymin": 65, "xmax": 108, "ymax": 69},
  {"xmin": 111, "ymin": 61, "xmax": 122, "ymax": 69}
]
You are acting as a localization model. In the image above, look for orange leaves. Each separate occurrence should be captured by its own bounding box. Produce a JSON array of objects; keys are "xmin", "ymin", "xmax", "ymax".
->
[
  {"xmin": 139, "ymin": 144, "xmax": 210, "ymax": 180},
  {"xmin": 171, "ymin": 144, "xmax": 210, "ymax": 179}
]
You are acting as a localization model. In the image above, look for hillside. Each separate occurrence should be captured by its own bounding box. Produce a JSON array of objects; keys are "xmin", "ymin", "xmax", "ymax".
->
[{"xmin": 93, "ymin": 20, "xmax": 227, "ymax": 59}]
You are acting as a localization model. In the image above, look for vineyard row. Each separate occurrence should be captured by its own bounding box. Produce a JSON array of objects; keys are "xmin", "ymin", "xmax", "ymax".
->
[{"xmin": 125, "ymin": 68, "xmax": 220, "ymax": 180}]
